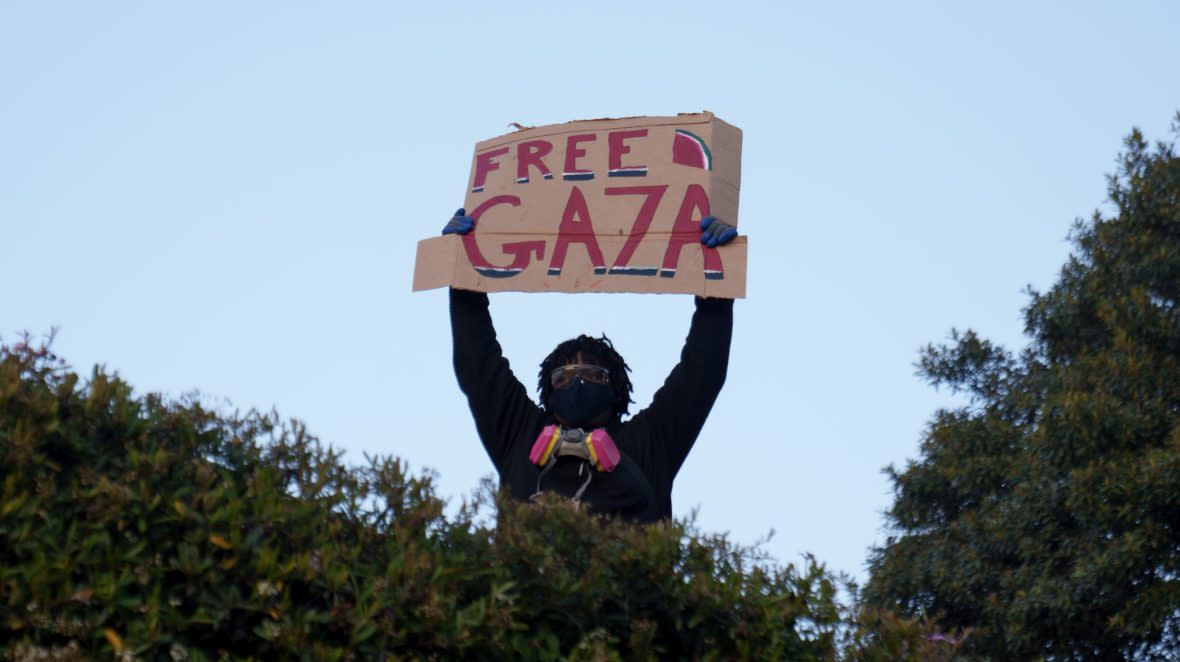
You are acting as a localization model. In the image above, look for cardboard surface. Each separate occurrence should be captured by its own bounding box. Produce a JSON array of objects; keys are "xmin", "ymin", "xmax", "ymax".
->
[{"xmin": 412, "ymin": 112, "xmax": 745, "ymax": 298}]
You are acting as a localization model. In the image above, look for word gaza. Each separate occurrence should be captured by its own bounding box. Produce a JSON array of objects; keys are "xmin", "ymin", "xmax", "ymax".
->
[{"xmin": 463, "ymin": 184, "xmax": 723, "ymax": 280}]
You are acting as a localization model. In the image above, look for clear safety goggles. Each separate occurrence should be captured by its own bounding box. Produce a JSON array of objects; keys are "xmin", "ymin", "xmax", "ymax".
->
[{"xmin": 550, "ymin": 364, "xmax": 610, "ymax": 390}]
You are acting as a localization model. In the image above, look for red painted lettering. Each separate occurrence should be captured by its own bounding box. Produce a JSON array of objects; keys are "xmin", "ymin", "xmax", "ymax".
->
[
  {"xmin": 548, "ymin": 187, "xmax": 606, "ymax": 275},
  {"xmin": 660, "ymin": 184, "xmax": 723, "ymax": 278},
  {"xmin": 472, "ymin": 147, "xmax": 509, "ymax": 191},
  {"xmin": 461, "ymin": 195, "xmax": 545, "ymax": 278},
  {"xmin": 515, "ymin": 140, "xmax": 554, "ymax": 182},
  {"xmin": 604, "ymin": 185, "xmax": 667, "ymax": 275},
  {"xmin": 607, "ymin": 129, "xmax": 648, "ymax": 177},
  {"xmin": 562, "ymin": 134, "xmax": 596, "ymax": 181}
]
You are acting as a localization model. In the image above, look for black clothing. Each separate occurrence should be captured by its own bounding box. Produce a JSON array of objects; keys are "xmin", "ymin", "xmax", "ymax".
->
[{"xmin": 449, "ymin": 288, "xmax": 733, "ymax": 522}]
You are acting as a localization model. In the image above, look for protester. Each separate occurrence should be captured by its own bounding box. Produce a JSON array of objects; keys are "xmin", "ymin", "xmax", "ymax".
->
[{"xmin": 445, "ymin": 209, "xmax": 736, "ymax": 521}]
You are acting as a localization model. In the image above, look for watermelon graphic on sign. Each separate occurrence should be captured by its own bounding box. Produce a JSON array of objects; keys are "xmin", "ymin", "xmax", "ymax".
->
[{"xmin": 672, "ymin": 129, "xmax": 713, "ymax": 170}]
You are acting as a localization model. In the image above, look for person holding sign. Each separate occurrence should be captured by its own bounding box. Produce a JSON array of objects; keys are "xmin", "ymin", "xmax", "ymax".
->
[{"xmin": 444, "ymin": 209, "xmax": 737, "ymax": 522}]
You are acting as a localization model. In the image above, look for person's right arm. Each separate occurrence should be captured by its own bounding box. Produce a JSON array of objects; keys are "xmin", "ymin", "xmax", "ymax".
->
[{"xmin": 450, "ymin": 287, "xmax": 540, "ymax": 469}]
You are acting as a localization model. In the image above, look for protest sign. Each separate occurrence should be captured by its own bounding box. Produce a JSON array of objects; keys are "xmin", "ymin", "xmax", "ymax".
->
[{"xmin": 413, "ymin": 112, "xmax": 745, "ymax": 298}]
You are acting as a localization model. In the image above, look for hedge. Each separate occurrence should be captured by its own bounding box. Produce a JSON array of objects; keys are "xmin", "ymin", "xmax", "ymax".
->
[{"xmin": 0, "ymin": 339, "xmax": 958, "ymax": 661}]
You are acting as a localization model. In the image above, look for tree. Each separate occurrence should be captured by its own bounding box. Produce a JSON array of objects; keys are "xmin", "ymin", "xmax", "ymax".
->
[{"xmin": 865, "ymin": 115, "xmax": 1180, "ymax": 659}]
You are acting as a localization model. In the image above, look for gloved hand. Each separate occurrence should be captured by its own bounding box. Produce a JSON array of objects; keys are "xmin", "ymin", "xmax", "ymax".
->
[
  {"xmin": 442, "ymin": 208, "xmax": 474, "ymax": 235},
  {"xmin": 699, "ymin": 215, "xmax": 737, "ymax": 247}
]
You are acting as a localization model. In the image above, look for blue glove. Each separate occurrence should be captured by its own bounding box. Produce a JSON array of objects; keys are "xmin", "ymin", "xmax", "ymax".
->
[
  {"xmin": 699, "ymin": 215, "xmax": 737, "ymax": 247},
  {"xmin": 442, "ymin": 208, "xmax": 474, "ymax": 235}
]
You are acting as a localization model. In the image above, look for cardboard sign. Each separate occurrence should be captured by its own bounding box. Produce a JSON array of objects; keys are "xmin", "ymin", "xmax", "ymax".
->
[{"xmin": 413, "ymin": 112, "xmax": 745, "ymax": 298}]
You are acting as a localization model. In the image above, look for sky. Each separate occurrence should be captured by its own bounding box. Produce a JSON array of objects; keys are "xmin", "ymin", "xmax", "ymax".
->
[{"xmin": 3, "ymin": 1, "xmax": 1178, "ymax": 583}]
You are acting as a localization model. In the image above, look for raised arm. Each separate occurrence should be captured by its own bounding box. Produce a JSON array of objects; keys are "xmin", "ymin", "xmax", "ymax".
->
[
  {"xmin": 450, "ymin": 288, "xmax": 542, "ymax": 469},
  {"xmin": 629, "ymin": 295, "xmax": 734, "ymax": 480},
  {"xmin": 444, "ymin": 206, "xmax": 542, "ymax": 469},
  {"xmin": 450, "ymin": 287, "xmax": 541, "ymax": 470}
]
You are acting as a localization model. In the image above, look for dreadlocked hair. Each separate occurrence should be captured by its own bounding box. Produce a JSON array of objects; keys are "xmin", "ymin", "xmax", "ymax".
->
[{"xmin": 538, "ymin": 334, "xmax": 634, "ymax": 419}]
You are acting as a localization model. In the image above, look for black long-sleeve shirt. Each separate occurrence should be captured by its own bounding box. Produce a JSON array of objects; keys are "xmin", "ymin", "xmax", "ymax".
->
[{"xmin": 450, "ymin": 288, "xmax": 733, "ymax": 522}]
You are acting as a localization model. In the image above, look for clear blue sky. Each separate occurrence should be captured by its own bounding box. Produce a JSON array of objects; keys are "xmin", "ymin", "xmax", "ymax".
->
[{"xmin": 3, "ymin": 1, "xmax": 1178, "ymax": 582}]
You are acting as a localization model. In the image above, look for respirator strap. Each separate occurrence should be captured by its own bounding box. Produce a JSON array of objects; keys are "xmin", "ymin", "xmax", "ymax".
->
[
  {"xmin": 531, "ymin": 456, "xmax": 560, "ymax": 502},
  {"xmin": 572, "ymin": 463, "xmax": 593, "ymax": 503}
]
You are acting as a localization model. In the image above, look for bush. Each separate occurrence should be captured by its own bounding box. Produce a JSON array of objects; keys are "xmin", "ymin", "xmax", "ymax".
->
[{"xmin": 0, "ymin": 339, "xmax": 952, "ymax": 661}]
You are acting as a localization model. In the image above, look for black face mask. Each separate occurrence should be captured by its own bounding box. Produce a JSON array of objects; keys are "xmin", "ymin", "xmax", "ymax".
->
[{"xmin": 547, "ymin": 379, "xmax": 615, "ymax": 429}]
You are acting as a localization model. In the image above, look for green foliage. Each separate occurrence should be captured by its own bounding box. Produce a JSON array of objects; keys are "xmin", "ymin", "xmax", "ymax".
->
[
  {"xmin": 0, "ymin": 339, "xmax": 951, "ymax": 660},
  {"xmin": 866, "ymin": 115, "xmax": 1180, "ymax": 659}
]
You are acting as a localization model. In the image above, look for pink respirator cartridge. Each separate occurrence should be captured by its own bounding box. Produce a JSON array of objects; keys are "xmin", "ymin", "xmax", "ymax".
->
[{"xmin": 529, "ymin": 424, "xmax": 620, "ymax": 472}]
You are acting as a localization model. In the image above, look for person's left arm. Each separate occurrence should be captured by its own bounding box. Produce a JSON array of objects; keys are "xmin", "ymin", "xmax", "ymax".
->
[
  {"xmin": 626, "ymin": 215, "xmax": 738, "ymax": 479},
  {"xmin": 627, "ymin": 296, "xmax": 734, "ymax": 479}
]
